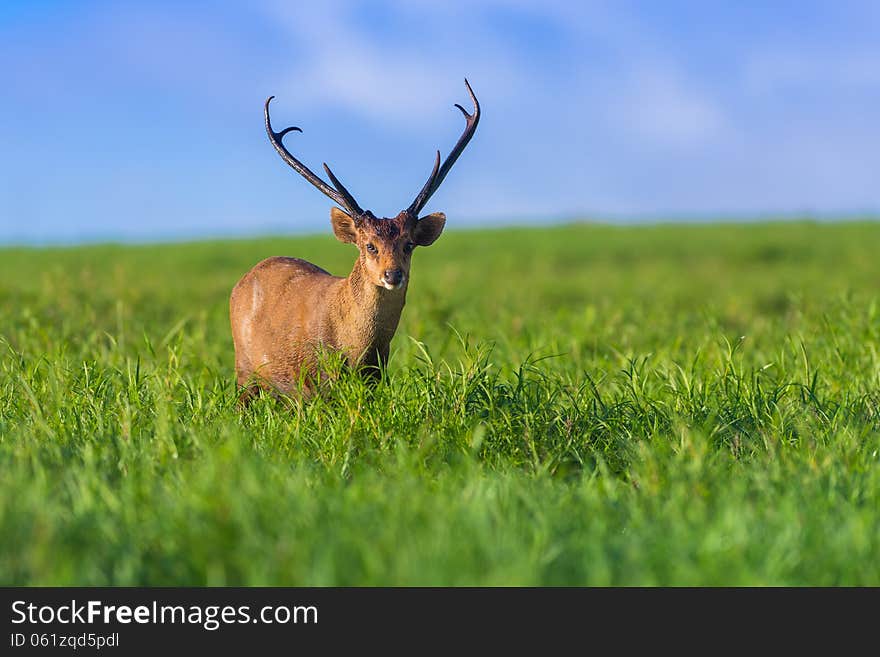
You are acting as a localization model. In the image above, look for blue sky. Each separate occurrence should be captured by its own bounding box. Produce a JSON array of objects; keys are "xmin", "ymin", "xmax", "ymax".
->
[{"xmin": 1, "ymin": 1, "xmax": 878, "ymax": 243}]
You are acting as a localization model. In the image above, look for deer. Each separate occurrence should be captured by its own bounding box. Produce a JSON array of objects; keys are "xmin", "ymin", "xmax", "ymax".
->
[{"xmin": 230, "ymin": 79, "xmax": 480, "ymax": 401}]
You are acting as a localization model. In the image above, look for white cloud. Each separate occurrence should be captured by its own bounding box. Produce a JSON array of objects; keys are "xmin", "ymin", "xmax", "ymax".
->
[
  {"xmin": 743, "ymin": 44, "xmax": 880, "ymax": 92},
  {"xmin": 260, "ymin": 0, "xmax": 530, "ymax": 128},
  {"xmin": 607, "ymin": 66, "xmax": 729, "ymax": 149}
]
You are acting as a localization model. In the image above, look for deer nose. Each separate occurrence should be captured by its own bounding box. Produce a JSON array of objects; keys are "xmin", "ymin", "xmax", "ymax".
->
[{"xmin": 383, "ymin": 269, "xmax": 404, "ymax": 286}]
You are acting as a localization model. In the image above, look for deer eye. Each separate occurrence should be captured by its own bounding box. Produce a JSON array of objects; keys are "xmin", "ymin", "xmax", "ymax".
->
[
  {"xmin": 404, "ymin": 242, "xmax": 415, "ymax": 253},
  {"xmin": 366, "ymin": 243, "xmax": 378, "ymax": 255}
]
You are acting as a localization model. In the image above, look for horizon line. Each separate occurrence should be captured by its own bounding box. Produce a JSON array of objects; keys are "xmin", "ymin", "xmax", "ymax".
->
[{"xmin": 2, "ymin": 212, "xmax": 879, "ymax": 250}]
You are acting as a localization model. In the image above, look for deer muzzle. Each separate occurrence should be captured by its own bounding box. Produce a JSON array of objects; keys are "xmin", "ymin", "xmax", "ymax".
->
[{"xmin": 382, "ymin": 268, "xmax": 405, "ymax": 289}]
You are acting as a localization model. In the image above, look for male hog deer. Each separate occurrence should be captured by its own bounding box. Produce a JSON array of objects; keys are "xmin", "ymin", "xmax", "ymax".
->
[{"xmin": 230, "ymin": 80, "xmax": 480, "ymax": 400}]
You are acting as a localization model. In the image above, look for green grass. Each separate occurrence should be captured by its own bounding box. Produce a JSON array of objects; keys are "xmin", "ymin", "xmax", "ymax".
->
[{"xmin": 1, "ymin": 220, "xmax": 879, "ymax": 585}]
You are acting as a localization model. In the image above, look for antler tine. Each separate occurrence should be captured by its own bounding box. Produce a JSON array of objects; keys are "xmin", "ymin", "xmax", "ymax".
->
[
  {"xmin": 323, "ymin": 163, "xmax": 365, "ymax": 217},
  {"xmin": 409, "ymin": 151, "xmax": 441, "ymax": 217},
  {"xmin": 407, "ymin": 78, "xmax": 481, "ymax": 216},
  {"xmin": 265, "ymin": 96, "xmax": 364, "ymax": 217}
]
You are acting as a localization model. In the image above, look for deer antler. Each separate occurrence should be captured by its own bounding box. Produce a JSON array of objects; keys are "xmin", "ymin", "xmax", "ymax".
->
[
  {"xmin": 264, "ymin": 96, "xmax": 365, "ymax": 217},
  {"xmin": 407, "ymin": 79, "xmax": 480, "ymax": 217}
]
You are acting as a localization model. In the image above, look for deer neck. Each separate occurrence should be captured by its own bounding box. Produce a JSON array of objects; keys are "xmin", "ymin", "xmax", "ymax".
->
[{"xmin": 337, "ymin": 257, "xmax": 407, "ymax": 359}]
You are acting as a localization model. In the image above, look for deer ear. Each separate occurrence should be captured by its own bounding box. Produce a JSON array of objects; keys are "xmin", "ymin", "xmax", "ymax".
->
[
  {"xmin": 413, "ymin": 212, "xmax": 446, "ymax": 246},
  {"xmin": 330, "ymin": 207, "xmax": 358, "ymax": 243}
]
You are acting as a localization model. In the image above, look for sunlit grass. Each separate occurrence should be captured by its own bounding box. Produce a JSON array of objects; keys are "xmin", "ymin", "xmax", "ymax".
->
[{"xmin": 1, "ymin": 221, "xmax": 878, "ymax": 584}]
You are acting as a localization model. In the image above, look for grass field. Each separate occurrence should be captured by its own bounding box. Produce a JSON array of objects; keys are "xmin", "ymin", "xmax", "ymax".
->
[{"xmin": 1, "ymin": 220, "xmax": 879, "ymax": 585}]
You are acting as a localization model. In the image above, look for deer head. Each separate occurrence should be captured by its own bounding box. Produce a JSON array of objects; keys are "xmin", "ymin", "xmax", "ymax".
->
[{"xmin": 264, "ymin": 79, "xmax": 480, "ymax": 290}]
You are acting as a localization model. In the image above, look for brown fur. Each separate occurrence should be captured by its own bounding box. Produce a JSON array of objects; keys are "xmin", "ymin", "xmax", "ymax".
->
[{"xmin": 230, "ymin": 208, "xmax": 445, "ymax": 400}]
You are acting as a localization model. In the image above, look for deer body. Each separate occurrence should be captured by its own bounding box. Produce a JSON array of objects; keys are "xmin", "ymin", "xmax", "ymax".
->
[
  {"xmin": 230, "ymin": 252, "xmax": 406, "ymax": 395},
  {"xmin": 231, "ymin": 80, "xmax": 479, "ymax": 400}
]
